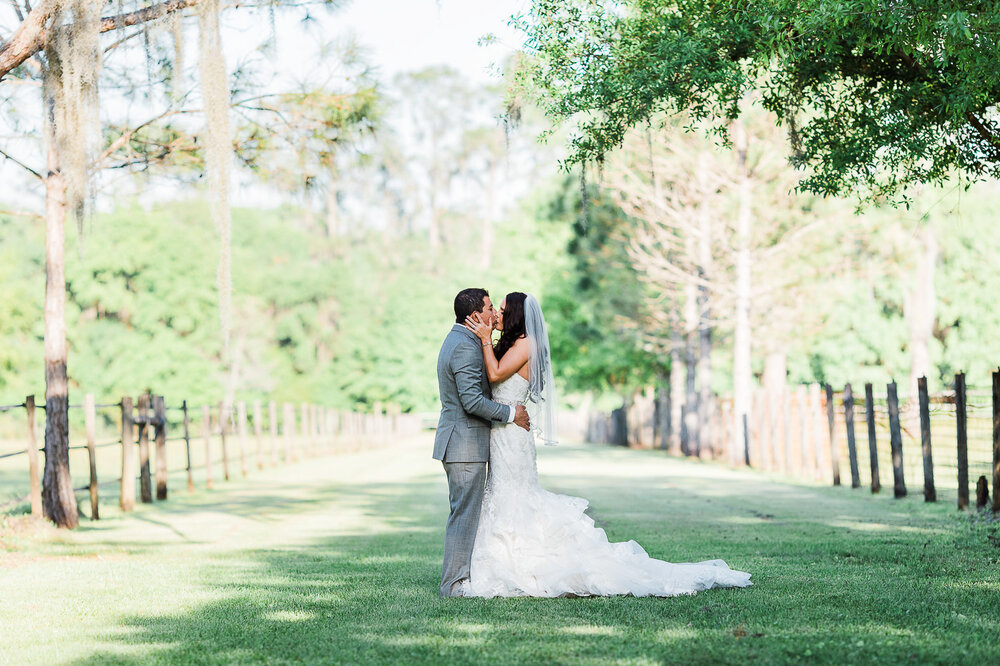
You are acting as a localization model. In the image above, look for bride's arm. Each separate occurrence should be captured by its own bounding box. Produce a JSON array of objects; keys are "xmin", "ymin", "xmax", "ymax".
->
[
  {"xmin": 483, "ymin": 337, "xmax": 531, "ymax": 384},
  {"xmin": 465, "ymin": 317, "xmax": 531, "ymax": 383}
]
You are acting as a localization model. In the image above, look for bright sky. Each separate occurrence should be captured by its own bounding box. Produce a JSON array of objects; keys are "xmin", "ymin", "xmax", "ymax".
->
[
  {"xmin": 333, "ymin": 0, "xmax": 532, "ymax": 83},
  {"xmin": 221, "ymin": 0, "xmax": 533, "ymax": 90},
  {"xmin": 0, "ymin": 1, "xmax": 539, "ymax": 211}
]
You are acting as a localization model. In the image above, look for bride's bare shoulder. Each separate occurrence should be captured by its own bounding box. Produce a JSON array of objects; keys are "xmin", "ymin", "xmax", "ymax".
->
[{"xmin": 510, "ymin": 336, "xmax": 531, "ymax": 355}]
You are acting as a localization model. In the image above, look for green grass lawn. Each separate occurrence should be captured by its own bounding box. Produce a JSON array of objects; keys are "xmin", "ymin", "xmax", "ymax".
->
[{"xmin": 1, "ymin": 436, "xmax": 998, "ymax": 665}]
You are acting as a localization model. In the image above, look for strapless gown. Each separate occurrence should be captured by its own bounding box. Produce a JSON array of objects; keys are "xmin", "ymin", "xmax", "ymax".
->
[{"xmin": 467, "ymin": 374, "xmax": 753, "ymax": 598}]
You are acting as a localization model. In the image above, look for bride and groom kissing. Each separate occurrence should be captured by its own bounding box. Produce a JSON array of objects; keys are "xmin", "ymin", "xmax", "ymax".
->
[{"xmin": 433, "ymin": 288, "xmax": 752, "ymax": 599}]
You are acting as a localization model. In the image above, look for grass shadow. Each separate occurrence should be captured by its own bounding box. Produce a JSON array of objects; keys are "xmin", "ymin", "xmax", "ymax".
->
[{"xmin": 69, "ymin": 454, "xmax": 1000, "ymax": 665}]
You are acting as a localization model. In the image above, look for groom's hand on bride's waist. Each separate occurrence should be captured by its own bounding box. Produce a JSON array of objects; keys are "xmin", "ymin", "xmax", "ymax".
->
[{"xmin": 514, "ymin": 405, "xmax": 530, "ymax": 431}]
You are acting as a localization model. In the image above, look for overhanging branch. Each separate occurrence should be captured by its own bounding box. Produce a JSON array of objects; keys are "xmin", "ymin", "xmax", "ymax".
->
[
  {"xmin": 966, "ymin": 111, "xmax": 1000, "ymax": 158},
  {"xmin": 0, "ymin": 0, "xmax": 200, "ymax": 82},
  {"xmin": 0, "ymin": 145, "xmax": 42, "ymax": 180}
]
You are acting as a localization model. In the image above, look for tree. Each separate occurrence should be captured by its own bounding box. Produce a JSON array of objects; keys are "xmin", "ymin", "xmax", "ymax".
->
[
  {"xmin": 541, "ymin": 174, "xmax": 667, "ymax": 397},
  {"xmin": 236, "ymin": 37, "xmax": 379, "ymax": 238},
  {"xmin": 605, "ymin": 122, "xmax": 727, "ymax": 456},
  {"xmin": 392, "ymin": 67, "xmax": 482, "ymax": 256},
  {"xmin": 598, "ymin": 102, "xmax": 852, "ymax": 459},
  {"xmin": 515, "ymin": 0, "xmax": 1000, "ymax": 202},
  {"xmin": 0, "ymin": 0, "xmax": 344, "ymax": 527}
]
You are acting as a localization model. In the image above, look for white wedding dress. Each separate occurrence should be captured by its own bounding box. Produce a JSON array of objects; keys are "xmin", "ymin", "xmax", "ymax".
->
[{"xmin": 467, "ymin": 373, "xmax": 753, "ymax": 598}]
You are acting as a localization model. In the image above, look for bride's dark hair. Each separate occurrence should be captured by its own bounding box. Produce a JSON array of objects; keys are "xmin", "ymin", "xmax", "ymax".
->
[{"xmin": 495, "ymin": 292, "xmax": 527, "ymax": 360}]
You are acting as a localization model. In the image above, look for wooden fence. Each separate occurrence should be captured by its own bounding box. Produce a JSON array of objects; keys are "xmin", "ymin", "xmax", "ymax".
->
[
  {"xmin": 588, "ymin": 372, "xmax": 1000, "ymax": 513},
  {"xmin": 0, "ymin": 392, "xmax": 420, "ymax": 519}
]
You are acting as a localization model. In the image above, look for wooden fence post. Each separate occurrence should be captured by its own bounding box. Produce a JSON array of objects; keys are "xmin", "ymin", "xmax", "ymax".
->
[
  {"xmin": 316, "ymin": 405, "xmax": 330, "ymax": 453},
  {"xmin": 312, "ymin": 404, "xmax": 321, "ymax": 452},
  {"xmin": 956, "ymin": 372, "xmax": 969, "ymax": 510},
  {"xmin": 976, "ymin": 475, "xmax": 989, "ymax": 510},
  {"xmin": 917, "ymin": 377, "xmax": 936, "ymax": 502},
  {"xmin": 864, "ymin": 383, "xmax": 880, "ymax": 493},
  {"xmin": 740, "ymin": 412, "xmax": 750, "ymax": 467},
  {"xmin": 237, "ymin": 401, "xmax": 248, "ymax": 477},
  {"xmin": 253, "ymin": 400, "xmax": 264, "ymax": 470},
  {"xmin": 218, "ymin": 401, "xmax": 230, "ymax": 481},
  {"xmin": 202, "ymin": 404, "xmax": 214, "ymax": 490},
  {"xmin": 992, "ymin": 370, "xmax": 1000, "ymax": 513},
  {"xmin": 809, "ymin": 384, "xmax": 824, "ymax": 480},
  {"xmin": 796, "ymin": 386, "xmax": 809, "ymax": 477},
  {"xmin": 717, "ymin": 400, "xmax": 729, "ymax": 464},
  {"xmin": 762, "ymin": 391, "xmax": 774, "ymax": 471},
  {"xmin": 317, "ymin": 406, "xmax": 324, "ymax": 451},
  {"xmin": 25, "ymin": 395, "xmax": 42, "ymax": 516},
  {"xmin": 137, "ymin": 393, "xmax": 152, "ymax": 504},
  {"xmin": 283, "ymin": 402, "xmax": 295, "ymax": 462},
  {"xmin": 182, "ymin": 400, "xmax": 194, "ymax": 492},
  {"xmin": 325, "ymin": 407, "xmax": 333, "ymax": 451},
  {"xmin": 306, "ymin": 404, "xmax": 314, "ymax": 453},
  {"xmin": 316, "ymin": 404, "xmax": 323, "ymax": 451},
  {"xmin": 154, "ymin": 395, "xmax": 167, "ymax": 501},
  {"xmin": 120, "ymin": 396, "xmax": 135, "ymax": 511},
  {"xmin": 300, "ymin": 403, "xmax": 311, "ymax": 456},
  {"xmin": 843, "ymin": 384, "xmax": 861, "ymax": 488},
  {"xmin": 768, "ymin": 391, "xmax": 782, "ymax": 472},
  {"xmin": 825, "ymin": 384, "xmax": 840, "ymax": 486},
  {"xmin": 720, "ymin": 400, "xmax": 732, "ymax": 466},
  {"xmin": 268, "ymin": 401, "xmax": 278, "ymax": 465},
  {"xmin": 887, "ymin": 381, "xmax": 907, "ymax": 499},
  {"xmin": 84, "ymin": 394, "xmax": 99, "ymax": 520},
  {"xmin": 782, "ymin": 390, "xmax": 792, "ymax": 474},
  {"xmin": 751, "ymin": 392, "xmax": 763, "ymax": 468},
  {"xmin": 335, "ymin": 408, "xmax": 343, "ymax": 445}
]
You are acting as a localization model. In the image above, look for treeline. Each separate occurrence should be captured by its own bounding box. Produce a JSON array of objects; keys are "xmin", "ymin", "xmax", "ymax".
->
[
  {"xmin": 4, "ymin": 171, "xmax": 1000, "ymax": 423},
  {"xmin": 0, "ymin": 195, "xmax": 565, "ymax": 417}
]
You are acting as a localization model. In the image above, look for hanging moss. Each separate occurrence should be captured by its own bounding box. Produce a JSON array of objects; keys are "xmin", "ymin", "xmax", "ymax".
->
[
  {"xmin": 198, "ymin": 0, "xmax": 233, "ymax": 371},
  {"xmin": 170, "ymin": 13, "xmax": 185, "ymax": 104},
  {"xmin": 45, "ymin": 0, "xmax": 101, "ymax": 230}
]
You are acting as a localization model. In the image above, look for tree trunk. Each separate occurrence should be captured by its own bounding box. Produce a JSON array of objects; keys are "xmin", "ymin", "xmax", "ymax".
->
[
  {"xmin": 482, "ymin": 158, "xmax": 496, "ymax": 270},
  {"xmin": 763, "ymin": 352, "xmax": 787, "ymax": 395},
  {"xmin": 905, "ymin": 223, "xmax": 937, "ymax": 401},
  {"xmin": 731, "ymin": 119, "xmax": 753, "ymax": 467},
  {"xmin": 668, "ymin": 330, "xmax": 684, "ymax": 455},
  {"xmin": 655, "ymin": 375, "xmax": 670, "ymax": 450},
  {"xmin": 682, "ymin": 281, "xmax": 699, "ymax": 456},
  {"xmin": 41, "ymin": 82, "xmax": 78, "ymax": 529},
  {"xmin": 762, "ymin": 351, "xmax": 786, "ymax": 470},
  {"xmin": 696, "ymin": 159, "xmax": 713, "ymax": 458},
  {"xmin": 428, "ymin": 131, "xmax": 441, "ymax": 253},
  {"xmin": 325, "ymin": 176, "xmax": 340, "ymax": 238}
]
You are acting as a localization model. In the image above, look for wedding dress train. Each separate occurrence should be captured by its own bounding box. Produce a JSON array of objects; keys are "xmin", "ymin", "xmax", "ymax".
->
[{"xmin": 467, "ymin": 374, "xmax": 752, "ymax": 598}]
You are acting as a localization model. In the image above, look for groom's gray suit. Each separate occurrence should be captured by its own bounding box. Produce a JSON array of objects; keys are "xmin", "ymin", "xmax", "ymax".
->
[{"xmin": 434, "ymin": 324, "xmax": 512, "ymax": 597}]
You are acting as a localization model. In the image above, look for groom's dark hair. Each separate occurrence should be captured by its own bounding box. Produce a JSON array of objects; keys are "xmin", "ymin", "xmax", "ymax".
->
[{"xmin": 454, "ymin": 288, "xmax": 490, "ymax": 323}]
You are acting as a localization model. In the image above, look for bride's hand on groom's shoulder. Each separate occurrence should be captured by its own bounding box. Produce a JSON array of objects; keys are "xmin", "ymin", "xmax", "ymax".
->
[{"xmin": 464, "ymin": 313, "xmax": 493, "ymax": 344}]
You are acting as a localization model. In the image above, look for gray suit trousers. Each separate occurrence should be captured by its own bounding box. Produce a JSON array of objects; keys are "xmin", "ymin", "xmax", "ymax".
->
[{"xmin": 440, "ymin": 461, "xmax": 487, "ymax": 597}]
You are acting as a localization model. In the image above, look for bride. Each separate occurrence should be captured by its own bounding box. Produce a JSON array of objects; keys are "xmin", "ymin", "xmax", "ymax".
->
[{"xmin": 461, "ymin": 292, "xmax": 752, "ymax": 598}]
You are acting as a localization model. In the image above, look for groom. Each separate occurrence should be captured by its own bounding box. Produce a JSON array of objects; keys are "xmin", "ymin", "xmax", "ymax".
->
[{"xmin": 434, "ymin": 288, "xmax": 530, "ymax": 597}]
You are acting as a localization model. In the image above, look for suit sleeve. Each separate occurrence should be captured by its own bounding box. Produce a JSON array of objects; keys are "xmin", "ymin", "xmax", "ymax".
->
[{"xmin": 451, "ymin": 341, "xmax": 513, "ymax": 423}]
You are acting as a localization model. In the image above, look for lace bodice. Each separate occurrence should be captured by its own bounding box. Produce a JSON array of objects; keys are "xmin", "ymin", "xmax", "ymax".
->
[
  {"xmin": 491, "ymin": 373, "xmax": 529, "ymax": 406},
  {"xmin": 483, "ymin": 373, "xmax": 538, "ymax": 500}
]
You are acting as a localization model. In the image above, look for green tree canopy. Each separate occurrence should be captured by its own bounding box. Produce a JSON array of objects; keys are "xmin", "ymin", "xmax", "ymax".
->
[{"xmin": 517, "ymin": 0, "xmax": 1000, "ymax": 201}]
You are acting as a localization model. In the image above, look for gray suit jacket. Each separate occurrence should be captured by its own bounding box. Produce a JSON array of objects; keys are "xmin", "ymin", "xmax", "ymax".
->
[{"xmin": 433, "ymin": 324, "xmax": 512, "ymax": 462}]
